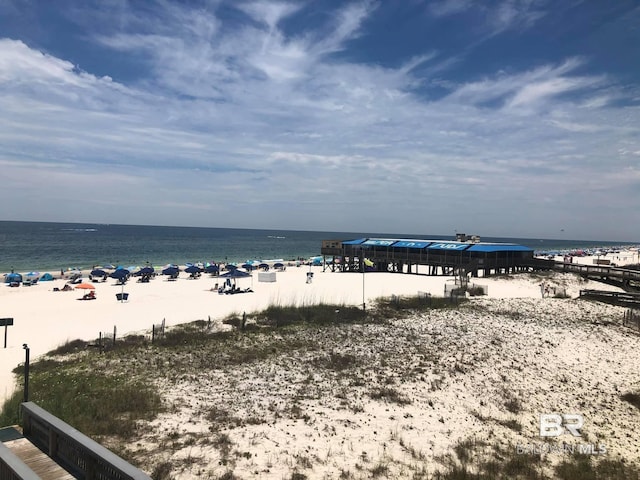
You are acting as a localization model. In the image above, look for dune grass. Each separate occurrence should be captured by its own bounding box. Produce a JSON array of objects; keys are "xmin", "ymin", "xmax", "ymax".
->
[{"xmin": 1, "ymin": 295, "xmax": 638, "ymax": 479}]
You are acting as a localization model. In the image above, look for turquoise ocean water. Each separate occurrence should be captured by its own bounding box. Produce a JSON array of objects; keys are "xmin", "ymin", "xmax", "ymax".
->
[{"xmin": 0, "ymin": 221, "xmax": 637, "ymax": 273}]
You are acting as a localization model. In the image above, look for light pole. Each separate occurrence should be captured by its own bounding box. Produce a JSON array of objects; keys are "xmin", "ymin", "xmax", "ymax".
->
[
  {"xmin": 361, "ymin": 250, "xmax": 366, "ymax": 311},
  {"xmin": 23, "ymin": 344, "xmax": 30, "ymax": 403}
]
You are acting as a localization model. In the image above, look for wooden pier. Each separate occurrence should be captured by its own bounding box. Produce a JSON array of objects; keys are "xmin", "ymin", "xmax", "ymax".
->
[
  {"xmin": 320, "ymin": 238, "xmax": 538, "ymax": 278},
  {"xmin": 320, "ymin": 238, "xmax": 640, "ymax": 291}
]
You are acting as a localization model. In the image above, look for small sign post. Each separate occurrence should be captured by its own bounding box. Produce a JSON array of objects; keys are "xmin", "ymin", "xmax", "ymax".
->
[{"xmin": 0, "ymin": 317, "xmax": 14, "ymax": 348}]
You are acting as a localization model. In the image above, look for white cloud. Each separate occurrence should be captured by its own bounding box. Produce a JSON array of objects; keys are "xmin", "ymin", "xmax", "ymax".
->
[{"xmin": 0, "ymin": 1, "xmax": 638, "ymax": 239}]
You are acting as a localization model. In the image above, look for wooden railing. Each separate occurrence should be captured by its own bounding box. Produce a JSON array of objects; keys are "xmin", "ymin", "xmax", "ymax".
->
[
  {"xmin": 0, "ymin": 441, "xmax": 40, "ymax": 480},
  {"xmin": 559, "ymin": 263, "xmax": 640, "ymax": 282},
  {"xmin": 21, "ymin": 402, "xmax": 151, "ymax": 480},
  {"xmin": 579, "ymin": 290, "xmax": 640, "ymax": 307}
]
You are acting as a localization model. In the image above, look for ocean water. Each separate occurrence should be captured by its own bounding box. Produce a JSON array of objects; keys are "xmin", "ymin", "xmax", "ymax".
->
[{"xmin": 0, "ymin": 221, "xmax": 636, "ymax": 273}]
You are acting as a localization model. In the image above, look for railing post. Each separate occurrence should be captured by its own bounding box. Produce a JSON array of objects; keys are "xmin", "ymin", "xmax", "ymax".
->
[{"xmin": 48, "ymin": 429, "xmax": 57, "ymax": 457}]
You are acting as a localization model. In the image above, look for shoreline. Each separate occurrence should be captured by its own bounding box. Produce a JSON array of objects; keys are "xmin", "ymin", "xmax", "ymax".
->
[{"xmin": 1, "ymin": 243, "xmax": 638, "ymax": 279}]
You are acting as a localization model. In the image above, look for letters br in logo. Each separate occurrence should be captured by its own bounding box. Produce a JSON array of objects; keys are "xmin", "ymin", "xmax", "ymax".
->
[{"xmin": 539, "ymin": 414, "xmax": 583, "ymax": 437}]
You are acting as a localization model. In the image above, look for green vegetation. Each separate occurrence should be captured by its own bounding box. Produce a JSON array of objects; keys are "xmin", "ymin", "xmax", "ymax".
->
[
  {"xmin": 0, "ymin": 357, "xmax": 161, "ymax": 438},
  {"xmin": 1, "ymin": 295, "xmax": 638, "ymax": 479},
  {"xmin": 433, "ymin": 439, "xmax": 640, "ymax": 480}
]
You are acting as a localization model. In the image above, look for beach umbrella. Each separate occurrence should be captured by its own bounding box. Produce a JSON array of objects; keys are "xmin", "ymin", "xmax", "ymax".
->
[
  {"xmin": 5, "ymin": 272, "xmax": 22, "ymax": 283},
  {"xmin": 184, "ymin": 265, "xmax": 202, "ymax": 274},
  {"xmin": 258, "ymin": 263, "xmax": 269, "ymax": 270},
  {"xmin": 40, "ymin": 273, "xmax": 54, "ymax": 281},
  {"xmin": 241, "ymin": 263, "xmax": 254, "ymax": 271},
  {"xmin": 273, "ymin": 262, "xmax": 284, "ymax": 270},
  {"xmin": 220, "ymin": 268, "xmax": 252, "ymax": 286},
  {"xmin": 162, "ymin": 266, "xmax": 180, "ymax": 276},
  {"xmin": 25, "ymin": 271, "xmax": 40, "ymax": 278},
  {"xmin": 103, "ymin": 264, "xmax": 115, "ymax": 270},
  {"xmin": 75, "ymin": 283, "xmax": 95, "ymax": 290},
  {"xmin": 91, "ymin": 269, "xmax": 106, "ymax": 277},
  {"xmin": 220, "ymin": 269, "xmax": 251, "ymax": 279},
  {"xmin": 109, "ymin": 269, "xmax": 129, "ymax": 279},
  {"xmin": 204, "ymin": 265, "xmax": 219, "ymax": 274},
  {"xmin": 134, "ymin": 266, "xmax": 154, "ymax": 276}
]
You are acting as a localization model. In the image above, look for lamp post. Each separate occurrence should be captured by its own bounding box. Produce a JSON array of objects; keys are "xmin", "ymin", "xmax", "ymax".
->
[
  {"xmin": 23, "ymin": 343, "xmax": 30, "ymax": 403},
  {"xmin": 361, "ymin": 251, "xmax": 366, "ymax": 311}
]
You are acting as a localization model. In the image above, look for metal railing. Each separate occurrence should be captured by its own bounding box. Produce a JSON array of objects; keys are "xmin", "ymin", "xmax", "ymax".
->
[{"xmin": 21, "ymin": 402, "xmax": 151, "ymax": 480}]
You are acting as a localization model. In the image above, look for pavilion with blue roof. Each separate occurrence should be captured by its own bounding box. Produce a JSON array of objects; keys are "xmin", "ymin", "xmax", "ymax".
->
[{"xmin": 320, "ymin": 235, "xmax": 538, "ymax": 277}]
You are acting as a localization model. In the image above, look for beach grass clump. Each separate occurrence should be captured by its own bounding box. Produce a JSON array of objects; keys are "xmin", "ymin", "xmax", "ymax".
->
[
  {"xmin": 375, "ymin": 294, "xmax": 467, "ymax": 314},
  {"xmin": 621, "ymin": 391, "xmax": 640, "ymax": 409},
  {"xmin": 368, "ymin": 386, "xmax": 412, "ymax": 405},
  {"xmin": 432, "ymin": 438, "xmax": 640, "ymax": 480},
  {"xmin": 467, "ymin": 285, "xmax": 486, "ymax": 296},
  {"xmin": 313, "ymin": 351, "xmax": 358, "ymax": 371},
  {"xmin": 151, "ymin": 460, "xmax": 173, "ymax": 480},
  {"xmin": 48, "ymin": 339, "xmax": 90, "ymax": 356},
  {"xmin": 255, "ymin": 302, "xmax": 365, "ymax": 327},
  {"xmin": 0, "ymin": 356, "xmax": 162, "ymax": 439}
]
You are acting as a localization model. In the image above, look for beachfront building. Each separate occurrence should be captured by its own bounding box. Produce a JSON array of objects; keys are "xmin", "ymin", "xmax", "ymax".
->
[{"xmin": 320, "ymin": 238, "xmax": 542, "ymax": 278}]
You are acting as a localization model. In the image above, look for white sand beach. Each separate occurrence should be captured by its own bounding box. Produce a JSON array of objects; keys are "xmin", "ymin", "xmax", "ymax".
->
[
  {"xmin": 0, "ymin": 256, "xmax": 634, "ymax": 403},
  {"xmin": 1, "ymin": 253, "xmax": 639, "ymax": 478}
]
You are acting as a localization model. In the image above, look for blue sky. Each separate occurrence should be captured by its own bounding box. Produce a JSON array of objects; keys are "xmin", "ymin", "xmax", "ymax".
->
[{"xmin": 0, "ymin": 0, "xmax": 638, "ymax": 241}]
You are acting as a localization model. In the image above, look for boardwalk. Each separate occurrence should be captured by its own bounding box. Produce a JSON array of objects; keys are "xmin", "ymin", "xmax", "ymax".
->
[
  {"xmin": 579, "ymin": 289, "xmax": 640, "ymax": 308},
  {"xmin": 556, "ymin": 262, "xmax": 640, "ymax": 283},
  {"xmin": 1, "ymin": 403, "xmax": 152, "ymax": 480},
  {"xmin": 3, "ymin": 435, "xmax": 75, "ymax": 480}
]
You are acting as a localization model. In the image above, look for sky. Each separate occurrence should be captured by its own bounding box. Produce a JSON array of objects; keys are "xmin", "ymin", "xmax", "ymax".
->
[{"xmin": 0, "ymin": 0, "xmax": 639, "ymax": 241}]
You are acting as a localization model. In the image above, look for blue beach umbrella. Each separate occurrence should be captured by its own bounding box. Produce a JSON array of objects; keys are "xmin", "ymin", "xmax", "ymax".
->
[
  {"xmin": 91, "ymin": 269, "xmax": 106, "ymax": 277},
  {"xmin": 109, "ymin": 269, "xmax": 129, "ymax": 280},
  {"xmin": 204, "ymin": 265, "xmax": 219, "ymax": 274},
  {"xmin": 5, "ymin": 272, "xmax": 22, "ymax": 284},
  {"xmin": 25, "ymin": 271, "xmax": 40, "ymax": 278},
  {"xmin": 184, "ymin": 265, "xmax": 202, "ymax": 274},
  {"xmin": 134, "ymin": 266, "xmax": 154, "ymax": 276},
  {"xmin": 162, "ymin": 266, "xmax": 180, "ymax": 276},
  {"xmin": 220, "ymin": 268, "xmax": 252, "ymax": 287},
  {"xmin": 220, "ymin": 269, "xmax": 251, "ymax": 278}
]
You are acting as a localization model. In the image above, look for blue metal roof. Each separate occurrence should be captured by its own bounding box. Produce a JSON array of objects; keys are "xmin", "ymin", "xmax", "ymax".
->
[
  {"xmin": 362, "ymin": 239, "xmax": 396, "ymax": 247},
  {"xmin": 340, "ymin": 238, "xmax": 532, "ymax": 253},
  {"xmin": 467, "ymin": 244, "xmax": 533, "ymax": 253},
  {"xmin": 342, "ymin": 238, "xmax": 367, "ymax": 245},
  {"xmin": 392, "ymin": 240, "xmax": 431, "ymax": 249},
  {"xmin": 427, "ymin": 242, "xmax": 471, "ymax": 251}
]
